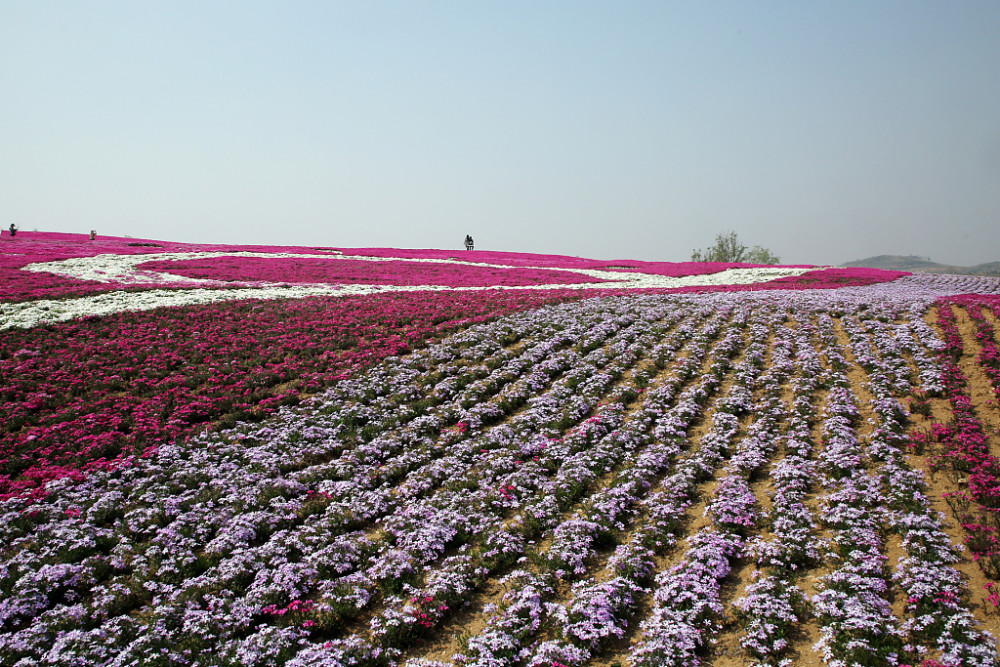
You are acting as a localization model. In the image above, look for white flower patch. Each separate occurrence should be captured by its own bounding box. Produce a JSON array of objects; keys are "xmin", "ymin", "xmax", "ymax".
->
[
  {"xmin": 23, "ymin": 251, "xmax": 811, "ymax": 289},
  {"xmin": 1, "ymin": 285, "xmax": 338, "ymax": 330},
  {"xmin": 4, "ymin": 251, "xmax": 815, "ymax": 329}
]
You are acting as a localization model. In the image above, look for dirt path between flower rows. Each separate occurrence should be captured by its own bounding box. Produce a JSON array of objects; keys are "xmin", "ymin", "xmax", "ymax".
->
[
  {"xmin": 951, "ymin": 306, "xmax": 1000, "ymax": 443},
  {"xmin": 414, "ymin": 306, "xmax": 1000, "ymax": 667},
  {"xmin": 907, "ymin": 306, "xmax": 1000, "ymax": 637}
]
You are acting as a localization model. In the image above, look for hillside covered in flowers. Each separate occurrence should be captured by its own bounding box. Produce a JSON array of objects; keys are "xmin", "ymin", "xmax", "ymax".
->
[{"xmin": 3, "ymin": 232, "xmax": 1000, "ymax": 667}]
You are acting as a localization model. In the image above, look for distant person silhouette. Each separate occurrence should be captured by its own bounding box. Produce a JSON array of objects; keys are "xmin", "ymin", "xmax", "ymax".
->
[
  {"xmin": 465, "ymin": 235, "xmax": 474, "ymax": 251},
  {"xmin": 8, "ymin": 223, "xmax": 16, "ymax": 237}
]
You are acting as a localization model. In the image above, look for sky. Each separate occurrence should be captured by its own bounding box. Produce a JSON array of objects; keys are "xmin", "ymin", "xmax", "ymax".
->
[{"xmin": 2, "ymin": 2, "xmax": 999, "ymax": 266}]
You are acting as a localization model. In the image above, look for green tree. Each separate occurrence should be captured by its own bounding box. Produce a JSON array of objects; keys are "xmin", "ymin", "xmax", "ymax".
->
[{"xmin": 691, "ymin": 231, "xmax": 781, "ymax": 264}]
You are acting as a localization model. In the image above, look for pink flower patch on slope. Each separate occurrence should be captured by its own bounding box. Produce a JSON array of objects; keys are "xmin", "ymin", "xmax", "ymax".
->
[
  {"xmin": 0, "ymin": 233, "xmax": 284, "ymax": 303},
  {"xmin": 3, "ymin": 234, "xmax": 753, "ymax": 302},
  {"xmin": 333, "ymin": 246, "xmax": 772, "ymax": 277},
  {"xmin": 136, "ymin": 256, "xmax": 608, "ymax": 287},
  {"xmin": 0, "ymin": 287, "xmax": 597, "ymax": 501}
]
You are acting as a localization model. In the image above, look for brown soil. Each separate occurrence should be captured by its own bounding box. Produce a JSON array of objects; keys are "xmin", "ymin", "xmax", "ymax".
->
[{"xmin": 380, "ymin": 307, "xmax": 1000, "ymax": 665}]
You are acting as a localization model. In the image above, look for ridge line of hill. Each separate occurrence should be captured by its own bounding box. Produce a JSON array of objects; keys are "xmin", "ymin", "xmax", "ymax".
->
[{"xmin": 842, "ymin": 254, "xmax": 1000, "ymax": 276}]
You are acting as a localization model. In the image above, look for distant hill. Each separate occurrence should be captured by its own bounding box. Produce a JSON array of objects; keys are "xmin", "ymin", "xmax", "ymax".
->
[
  {"xmin": 972, "ymin": 261, "xmax": 1000, "ymax": 276},
  {"xmin": 842, "ymin": 255, "xmax": 1000, "ymax": 277}
]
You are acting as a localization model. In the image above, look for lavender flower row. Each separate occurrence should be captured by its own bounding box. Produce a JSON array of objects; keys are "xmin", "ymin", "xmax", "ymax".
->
[
  {"xmin": 631, "ymin": 309, "xmax": 807, "ymax": 666},
  {"xmin": 846, "ymin": 312, "xmax": 998, "ymax": 666},
  {"xmin": 811, "ymin": 370, "xmax": 907, "ymax": 667},
  {"xmin": 452, "ymin": 309, "xmax": 766, "ymax": 666},
  {"xmin": 312, "ymin": 303, "xmax": 742, "ymax": 662},
  {"xmin": 736, "ymin": 314, "xmax": 827, "ymax": 666}
]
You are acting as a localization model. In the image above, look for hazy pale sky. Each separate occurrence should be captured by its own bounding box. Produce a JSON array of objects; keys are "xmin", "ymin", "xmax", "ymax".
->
[{"xmin": 2, "ymin": 2, "xmax": 998, "ymax": 265}]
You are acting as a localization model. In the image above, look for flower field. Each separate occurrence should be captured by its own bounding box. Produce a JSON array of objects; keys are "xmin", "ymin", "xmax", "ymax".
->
[{"xmin": 3, "ymin": 232, "xmax": 1000, "ymax": 666}]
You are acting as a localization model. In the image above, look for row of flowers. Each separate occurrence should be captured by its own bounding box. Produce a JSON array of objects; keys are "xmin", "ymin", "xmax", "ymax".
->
[
  {"xmin": 303, "ymin": 301, "xmax": 747, "ymax": 663},
  {"xmin": 444, "ymin": 291, "xmax": 998, "ymax": 667},
  {"xmin": 325, "ymin": 300, "xmax": 821, "ymax": 667},
  {"xmin": 460, "ymin": 293, "xmax": 999, "ymax": 667},
  {"xmin": 924, "ymin": 300, "xmax": 1000, "ymax": 579},
  {"xmin": 730, "ymin": 312, "xmax": 826, "ymax": 666},
  {"xmin": 451, "ymin": 304, "xmax": 758, "ymax": 667},
  {"xmin": 631, "ymin": 313, "xmax": 785, "ymax": 667},
  {"xmin": 959, "ymin": 298, "xmax": 1000, "ymax": 400},
  {"xmin": 843, "ymin": 309, "xmax": 997, "ymax": 667}
]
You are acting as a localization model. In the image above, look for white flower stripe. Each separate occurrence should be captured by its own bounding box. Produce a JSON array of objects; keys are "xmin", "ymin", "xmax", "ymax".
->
[{"xmin": 4, "ymin": 252, "xmax": 813, "ymax": 330}]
